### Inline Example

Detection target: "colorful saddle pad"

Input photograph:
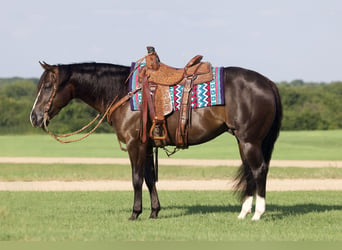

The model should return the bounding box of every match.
[129,62,224,111]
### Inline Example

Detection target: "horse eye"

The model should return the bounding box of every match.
[44,81,52,89]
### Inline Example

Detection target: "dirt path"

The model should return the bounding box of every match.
[1,157,341,191]
[1,157,342,167]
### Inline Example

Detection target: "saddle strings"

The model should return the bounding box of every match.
[124,54,148,84]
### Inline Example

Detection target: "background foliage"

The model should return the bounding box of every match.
[0,78,341,134]
[0,78,112,134]
[278,80,342,130]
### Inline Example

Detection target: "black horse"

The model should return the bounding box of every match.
[30,60,282,221]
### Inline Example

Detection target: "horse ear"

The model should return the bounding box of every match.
[39,61,55,72]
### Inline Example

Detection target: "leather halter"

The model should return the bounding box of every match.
[42,81,58,130]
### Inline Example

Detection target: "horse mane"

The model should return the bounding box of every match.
[57,62,130,104]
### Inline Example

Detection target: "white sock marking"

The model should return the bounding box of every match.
[252,195,265,221]
[238,196,253,219]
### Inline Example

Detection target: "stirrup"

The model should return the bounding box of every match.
[149,120,167,140]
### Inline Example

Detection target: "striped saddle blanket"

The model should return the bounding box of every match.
[129,62,225,111]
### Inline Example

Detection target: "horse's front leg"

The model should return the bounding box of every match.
[144,145,161,219]
[127,141,147,220]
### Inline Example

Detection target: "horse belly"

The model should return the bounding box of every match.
[165,106,227,146]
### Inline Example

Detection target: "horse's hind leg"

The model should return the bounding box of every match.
[237,141,268,221]
[144,146,161,219]
[237,158,255,219]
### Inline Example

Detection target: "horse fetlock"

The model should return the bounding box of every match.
[150,204,161,218]
[251,195,265,221]
[238,196,253,219]
[129,209,142,220]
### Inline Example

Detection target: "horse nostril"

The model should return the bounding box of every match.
[30,111,43,127]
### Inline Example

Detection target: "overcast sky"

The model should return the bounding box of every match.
[1,0,341,82]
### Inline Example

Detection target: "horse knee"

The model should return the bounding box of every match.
[132,173,143,189]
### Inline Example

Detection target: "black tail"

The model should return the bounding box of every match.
[262,80,282,164]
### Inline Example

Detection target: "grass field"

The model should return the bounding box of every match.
[0,163,341,181]
[1,191,341,241]
[1,130,341,181]
[1,130,342,160]
[1,130,341,242]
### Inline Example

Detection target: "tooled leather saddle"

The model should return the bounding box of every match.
[138,46,213,149]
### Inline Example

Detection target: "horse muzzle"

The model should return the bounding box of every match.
[30,110,48,128]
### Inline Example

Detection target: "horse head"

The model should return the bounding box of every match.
[30,62,73,129]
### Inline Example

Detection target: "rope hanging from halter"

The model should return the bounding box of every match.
[43,86,141,144]
[43,96,118,143]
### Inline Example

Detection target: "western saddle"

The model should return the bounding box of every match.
[138,46,213,149]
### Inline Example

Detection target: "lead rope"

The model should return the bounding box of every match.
[44,86,141,144]
[44,96,118,143]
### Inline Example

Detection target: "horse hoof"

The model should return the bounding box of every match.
[149,214,158,219]
[237,209,251,219]
[129,212,140,220]
[149,212,159,219]
[251,211,264,221]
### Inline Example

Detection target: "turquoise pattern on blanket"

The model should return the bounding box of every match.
[129,62,224,111]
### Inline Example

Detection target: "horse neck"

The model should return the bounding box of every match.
[69,64,130,113]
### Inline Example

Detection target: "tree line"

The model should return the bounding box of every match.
[0,78,341,134]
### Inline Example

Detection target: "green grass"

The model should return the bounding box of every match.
[1,130,342,160]
[0,191,341,241]
[272,130,342,160]
[1,131,341,243]
[1,130,341,181]
[0,163,341,181]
